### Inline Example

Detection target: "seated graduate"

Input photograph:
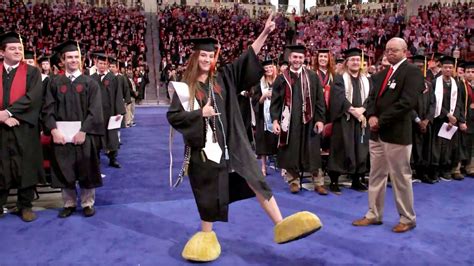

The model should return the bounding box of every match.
[167,13,322,262]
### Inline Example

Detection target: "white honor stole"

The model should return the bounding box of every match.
[434,76,458,118]
[260,77,273,132]
[170,81,222,164]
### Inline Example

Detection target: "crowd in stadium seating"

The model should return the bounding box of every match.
[158,2,473,82]
[0,0,147,72]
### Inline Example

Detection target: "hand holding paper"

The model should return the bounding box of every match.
[438,122,458,140]
[55,121,81,144]
[108,115,124,130]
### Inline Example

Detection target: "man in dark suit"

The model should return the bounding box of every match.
[352,38,424,233]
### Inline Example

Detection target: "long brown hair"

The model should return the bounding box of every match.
[264,65,278,84]
[312,52,335,77]
[182,50,221,104]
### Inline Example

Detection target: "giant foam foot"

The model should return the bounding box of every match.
[274,211,322,244]
[182,231,221,262]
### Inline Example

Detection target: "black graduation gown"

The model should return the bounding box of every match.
[316,69,333,151]
[0,65,44,190]
[327,75,370,175]
[465,81,474,164]
[251,83,278,156]
[42,75,104,189]
[426,69,442,84]
[167,47,273,222]
[237,91,254,143]
[454,78,472,162]
[91,72,125,151]
[431,79,462,169]
[411,79,435,169]
[270,69,325,173]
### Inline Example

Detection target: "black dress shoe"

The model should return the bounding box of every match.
[83,206,95,217]
[58,207,76,218]
[109,160,121,168]
[440,172,452,181]
[329,183,341,194]
[0,206,5,218]
[351,180,368,191]
[419,175,436,184]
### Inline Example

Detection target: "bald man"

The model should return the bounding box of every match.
[352,38,424,233]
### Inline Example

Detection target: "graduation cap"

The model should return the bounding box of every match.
[343,48,362,58]
[457,60,466,69]
[410,55,426,64]
[279,60,289,66]
[186,37,219,52]
[440,56,455,65]
[37,56,50,64]
[335,58,345,64]
[109,57,125,68]
[92,52,115,62]
[0,31,26,46]
[286,45,306,54]
[262,59,275,66]
[429,52,444,61]
[53,40,86,55]
[317,48,330,54]
[464,61,474,69]
[24,50,35,60]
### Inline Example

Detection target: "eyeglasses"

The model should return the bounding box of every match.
[385,48,403,53]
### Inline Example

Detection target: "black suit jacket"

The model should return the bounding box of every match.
[367,59,424,145]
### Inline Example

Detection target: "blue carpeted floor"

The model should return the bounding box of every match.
[1,107,473,265]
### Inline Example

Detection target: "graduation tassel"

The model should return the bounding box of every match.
[224,145,229,160]
[77,41,83,72]
[19,33,25,61]
[361,50,365,72]
[423,56,427,78]
[453,58,458,77]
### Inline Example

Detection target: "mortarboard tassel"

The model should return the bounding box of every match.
[453,58,457,77]
[34,50,37,66]
[77,41,83,72]
[424,56,427,78]
[19,33,25,61]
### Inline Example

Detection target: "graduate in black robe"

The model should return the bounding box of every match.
[327,48,371,194]
[42,40,105,218]
[462,62,474,176]
[430,56,462,181]
[167,15,321,262]
[251,59,278,176]
[0,32,44,222]
[91,54,126,168]
[313,48,335,195]
[270,45,326,194]
[109,59,131,129]
[451,61,471,180]
[410,55,436,184]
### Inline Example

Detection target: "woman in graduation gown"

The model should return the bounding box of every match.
[251,59,278,176]
[167,13,321,262]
